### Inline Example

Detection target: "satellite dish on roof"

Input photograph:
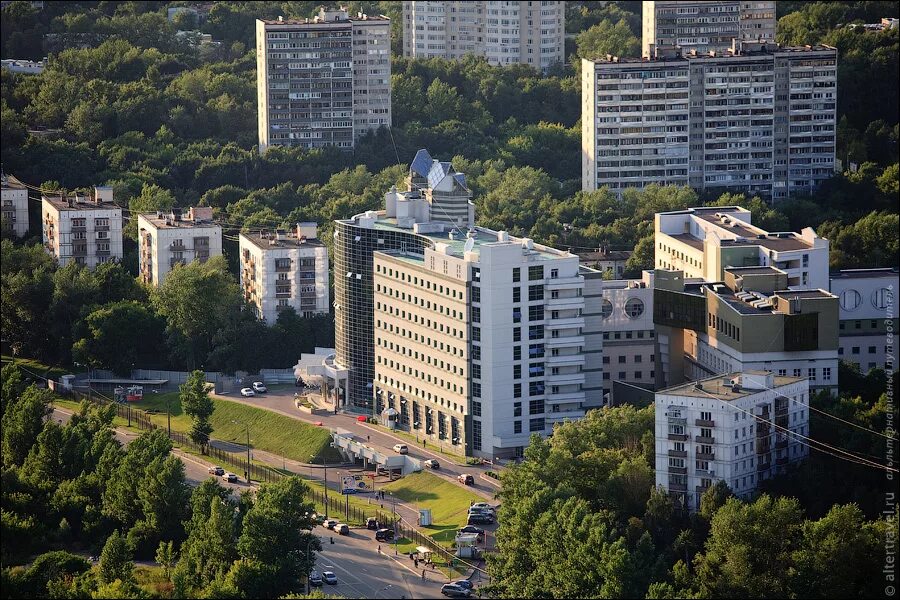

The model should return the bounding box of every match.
[464,237,475,253]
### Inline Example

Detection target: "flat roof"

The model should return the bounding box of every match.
[668,233,705,250]
[660,372,804,401]
[259,15,389,25]
[830,268,899,279]
[241,232,324,250]
[577,249,632,262]
[42,195,120,212]
[360,215,572,262]
[725,266,783,275]
[139,213,218,229]
[774,289,835,300]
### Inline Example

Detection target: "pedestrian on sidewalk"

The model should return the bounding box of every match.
[422,570,426,581]
[377,544,381,554]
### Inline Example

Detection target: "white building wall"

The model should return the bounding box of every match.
[830,270,899,372]
[41,198,123,269]
[1,181,29,238]
[655,374,808,512]
[137,215,222,287]
[598,274,656,401]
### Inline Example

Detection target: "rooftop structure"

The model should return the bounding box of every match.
[137,207,222,287]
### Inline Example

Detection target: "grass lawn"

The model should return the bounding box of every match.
[394,537,468,579]
[382,472,482,546]
[2,355,73,381]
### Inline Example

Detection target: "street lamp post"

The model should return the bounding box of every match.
[232,420,251,484]
[313,454,329,519]
[304,533,318,595]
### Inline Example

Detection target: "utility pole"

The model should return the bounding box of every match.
[233,420,250,483]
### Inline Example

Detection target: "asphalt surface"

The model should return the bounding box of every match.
[311,523,449,599]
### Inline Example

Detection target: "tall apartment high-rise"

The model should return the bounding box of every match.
[655,370,809,512]
[256,7,391,152]
[137,207,222,287]
[331,150,603,458]
[1,172,29,238]
[238,223,330,324]
[582,42,837,201]
[642,1,776,57]
[402,1,565,72]
[41,187,123,269]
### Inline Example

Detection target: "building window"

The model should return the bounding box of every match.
[513,327,521,342]
[514,420,522,434]
[472,401,481,417]
[529,305,544,321]
[513,346,521,360]
[528,285,544,301]
[473,327,481,342]
[472,419,482,451]
[529,417,545,432]
[472,286,480,303]
[513,308,521,323]
[513,267,521,283]
[514,365,521,379]
[529,381,545,396]
[472,345,481,360]
[823,367,831,381]
[624,298,645,318]
[472,307,481,323]
[529,399,544,415]
[472,382,481,398]
[528,325,544,340]
[513,402,522,417]
[513,287,521,302]
[529,265,543,281]
[600,299,613,319]
[514,384,522,399]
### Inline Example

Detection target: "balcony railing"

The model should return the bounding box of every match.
[696,451,715,461]
[668,481,687,492]
[668,449,687,458]
[668,433,688,442]
[669,465,687,475]
[695,418,715,427]
[695,435,715,444]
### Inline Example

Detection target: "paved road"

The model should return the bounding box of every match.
[218,389,502,500]
[51,406,251,493]
[310,524,448,599]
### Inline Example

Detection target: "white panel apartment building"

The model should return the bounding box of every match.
[830,268,899,372]
[256,7,391,152]
[239,224,330,324]
[655,206,830,290]
[137,207,222,287]
[655,370,809,512]
[402,1,565,72]
[1,172,29,238]
[41,187,123,269]
[642,1,776,57]
[582,42,837,201]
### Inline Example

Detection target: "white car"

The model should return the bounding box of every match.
[252,381,267,393]
[393,444,409,454]
[240,388,255,397]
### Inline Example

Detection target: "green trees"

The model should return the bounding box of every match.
[180,371,215,448]
[72,301,167,376]
[1,385,52,467]
[575,19,641,61]
[98,530,134,586]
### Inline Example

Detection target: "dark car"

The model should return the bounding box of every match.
[366,517,379,530]
[467,512,494,525]
[457,525,485,537]
[375,528,395,542]
[457,473,475,485]
[441,583,471,598]
[308,571,323,587]
[453,580,474,591]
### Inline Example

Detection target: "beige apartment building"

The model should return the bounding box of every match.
[239,223,330,324]
[642,1,776,57]
[137,207,222,287]
[582,42,837,201]
[41,187,123,269]
[256,7,391,152]
[1,172,29,238]
[655,206,830,290]
[402,1,565,72]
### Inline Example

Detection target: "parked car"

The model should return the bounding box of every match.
[441,583,471,598]
[457,473,474,485]
[207,466,224,476]
[453,580,474,591]
[336,523,349,535]
[324,519,339,530]
[222,472,238,483]
[375,528,394,542]
[457,525,485,538]
[308,571,323,587]
[393,444,409,454]
[470,502,495,513]
[323,571,337,585]
[423,459,440,469]
[467,512,494,526]
[366,517,379,530]
[240,388,255,397]
[252,381,267,393]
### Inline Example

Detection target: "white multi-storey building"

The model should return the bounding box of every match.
[402,1,565,72]
[582,42,838,201]
[655,206,830,290]
[41,187,123,269]
[137,207,222,287]
[1,172,29,238]
[655,370,809,512]
[596,271,657,404]
[239,224,330,324]
[332,150,602,458]
[256,7,391,152]
[642,1,776,57]
[830,268,899,372]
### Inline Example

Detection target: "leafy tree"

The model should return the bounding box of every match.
[137,455,190,546]
[576,19,640,61]
[155,540,176,581]
[236,477,319,598]
[102,429,171,529]
[179,370,215,448]
[72,301,167,376]
[98,530,134,585]
[20,551,91,599]
[1,385,52,467]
